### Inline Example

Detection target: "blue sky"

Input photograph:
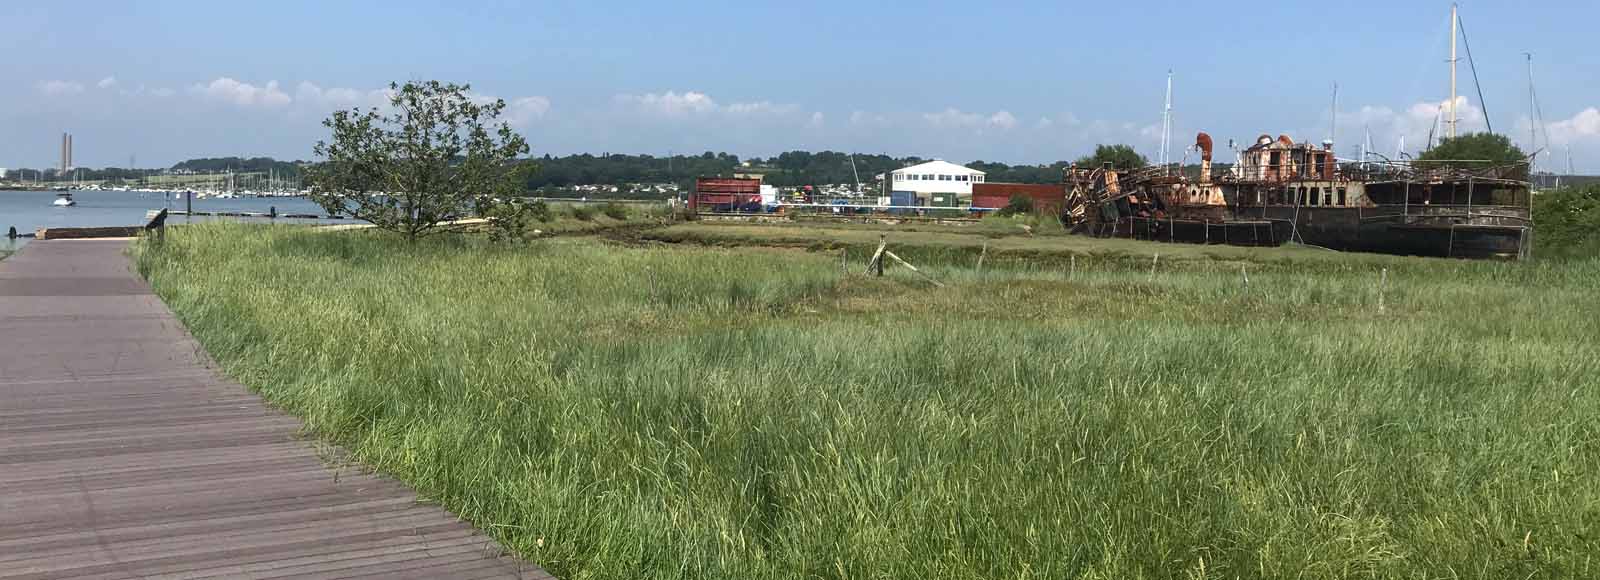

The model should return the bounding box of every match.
[4,0,1598,172]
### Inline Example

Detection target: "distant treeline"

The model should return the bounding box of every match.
[11,151,1594,195]
[5,156,307,183]
[524,150,1119,191]
[170,157,306,176]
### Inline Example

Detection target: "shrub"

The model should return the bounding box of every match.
[569,204,595,221]
[528,200,553,223]
[479,199,534,242]
[602,202,630,221]
[999,194,1035,217]
[1532,185,1600,260]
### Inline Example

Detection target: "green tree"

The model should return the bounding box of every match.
[1076,144,1148,170]
[1416,132,1528,178]
[1532,184,1600,260]
[308,80,531,241]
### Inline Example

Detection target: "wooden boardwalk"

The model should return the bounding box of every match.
[0,240,551,580]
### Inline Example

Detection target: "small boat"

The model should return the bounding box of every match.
[53,192,76,207]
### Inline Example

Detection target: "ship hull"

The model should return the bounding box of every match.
[1095,206,1530,259]
[1253,206,1531,259]
[1098,217,1294,247]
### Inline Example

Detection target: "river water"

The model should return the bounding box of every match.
[1,190,342,251]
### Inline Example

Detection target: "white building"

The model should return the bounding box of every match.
[884,160,985,206]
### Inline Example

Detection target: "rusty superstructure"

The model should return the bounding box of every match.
[1065,132,1533,259]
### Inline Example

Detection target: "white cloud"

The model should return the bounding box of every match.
[1138,122,1163,141]
[295,81,370,109]
[1293,96,1491,160]
[849,110,889,126]
[190,77,292,108]
[615,90,719,117]
[725,101,800,115]
[922,108,981,128]
[988,111,1018,130]
[921,107,1017,131]
[35,80,85,95]
[506,96,552,125]
[96,76,117,89]
[922,107,1019,131]
[150,87,176,98]
[611,90,809,129]
[1545,108,1600,146]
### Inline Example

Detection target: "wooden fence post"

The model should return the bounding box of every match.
[1378,267,1388,312]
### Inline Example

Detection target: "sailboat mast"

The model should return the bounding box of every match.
[1448,3,1458,139]
[1362,125,1372,165]
[1159,70,1173,167]
[1527,53,1538,178]
[849,153,860,195]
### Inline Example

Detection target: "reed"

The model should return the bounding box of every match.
[135,223,1600,579]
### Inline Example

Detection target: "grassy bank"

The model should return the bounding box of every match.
[645,220,1423,272]
[135,224,1600,579]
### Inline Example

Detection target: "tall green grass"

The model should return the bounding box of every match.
[135,223,1600,579]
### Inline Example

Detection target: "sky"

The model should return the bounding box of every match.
[4,0,1599,173]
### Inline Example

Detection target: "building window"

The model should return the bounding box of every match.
[939,175,950,181]
[975,176,984,182]
[1324,189,1334,206]
[1337,187,1347,206]
[1299,187,1308,206]
[956,175,968,182]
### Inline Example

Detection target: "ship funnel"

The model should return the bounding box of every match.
[1195,132,1214,182]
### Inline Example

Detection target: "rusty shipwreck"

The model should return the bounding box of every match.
[1064,132,1534,259]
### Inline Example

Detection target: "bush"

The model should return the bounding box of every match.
[602,202,630,221]
[569,204,595,221]
[999,194,1035,217]
[528,200,552,223]
[1532,185,1600,260]
[639,203,676,221]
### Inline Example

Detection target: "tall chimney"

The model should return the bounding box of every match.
[1195,132,1214,182]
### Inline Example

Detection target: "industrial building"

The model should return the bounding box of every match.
[60,133,74,174]
[971,182,1068,216]
[690,177,763,213]
[885,160,985,207]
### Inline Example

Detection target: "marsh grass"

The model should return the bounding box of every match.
[136,223,1600,579]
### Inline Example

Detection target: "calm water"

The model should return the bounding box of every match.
[1,190,343,251]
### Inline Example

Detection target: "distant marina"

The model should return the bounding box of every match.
[1,189,337,250]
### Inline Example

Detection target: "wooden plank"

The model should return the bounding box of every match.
[34,226,142,240]
[0,240,545,579]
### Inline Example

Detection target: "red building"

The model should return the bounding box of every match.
[690,177,762,212]
[971,182,1067,216]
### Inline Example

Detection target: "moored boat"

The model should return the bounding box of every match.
[1066,132,1533,260]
